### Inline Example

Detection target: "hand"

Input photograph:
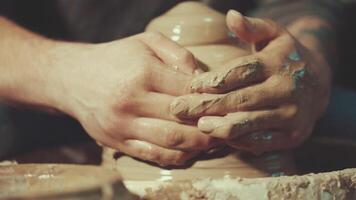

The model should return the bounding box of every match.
[170,11,331,154]
[51,32,217,165]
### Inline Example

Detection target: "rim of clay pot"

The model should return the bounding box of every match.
[0,164,123,199]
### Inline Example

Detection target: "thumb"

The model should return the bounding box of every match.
[226,10,281,44]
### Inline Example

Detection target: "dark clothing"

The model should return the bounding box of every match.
[0,0,342,43]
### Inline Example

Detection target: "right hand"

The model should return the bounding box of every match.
[51,32,217,166]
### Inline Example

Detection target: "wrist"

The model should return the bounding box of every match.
[0,33,91,116]
[43,41,96,117]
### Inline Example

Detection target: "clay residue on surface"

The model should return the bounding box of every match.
[144,168,356,200]
[190,59,262,93]
[102,147,295,182]
[0,164,134,200]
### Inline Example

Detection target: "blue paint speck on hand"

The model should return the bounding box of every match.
[288,50,302,61]
[292,69,306,88]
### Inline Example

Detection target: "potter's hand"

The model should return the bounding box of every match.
[55,32,216,165]
[171,11,331,154]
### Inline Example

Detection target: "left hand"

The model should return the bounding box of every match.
[170,10,332,154]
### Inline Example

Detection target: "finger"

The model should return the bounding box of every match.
[119,139,199,166]
[125,117,219,150]
[132,92,180,122]
[139,32,199,74]
[226,10,281,44]
[149,61,193,96]
[132,92,195,123]
[197,106,295,139]
[262,33,303,61]
[190,56,264,93]
[172,75,292,119]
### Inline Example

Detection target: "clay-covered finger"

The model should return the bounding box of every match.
[190,57,264,93]
[119,139,198,166]
[197,107,294,139]
[173,75,292,118]
[139,32,199,74]
[226,10,281,44]
[126,117,218,150]
[132,92,183,122]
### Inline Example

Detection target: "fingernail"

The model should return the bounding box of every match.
[227,9,242,18]
[198,118,215,133]
[228,10,255,33]
[227,10,243,29]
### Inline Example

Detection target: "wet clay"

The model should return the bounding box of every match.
[102,147,295,197]
[144,168,356,200]
[0,164,135,200]
[189,59,262,93]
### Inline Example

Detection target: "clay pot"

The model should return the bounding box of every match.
[102,2,295,196]
[146,1,251,71]
[0,164,135,200]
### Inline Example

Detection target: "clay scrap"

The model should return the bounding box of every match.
[144,168,356,200]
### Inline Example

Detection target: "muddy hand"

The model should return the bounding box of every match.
[170,11,331,154]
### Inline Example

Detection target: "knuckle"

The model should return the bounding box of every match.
[201,136,215,148]
[165,130,184,148]
[228,91,250,110]
[101,118,122,138]
[269,75,295,98]
[131,143,147,159]
[189,136,207,149]
[144,31,164,41]
[172,152,188,165]
[283,104,298,121]
[114,92,137,112]
[177,49,194,64]
[145,147,162,162]
[257,52,279,71]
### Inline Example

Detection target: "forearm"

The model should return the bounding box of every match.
[0,16,74,113]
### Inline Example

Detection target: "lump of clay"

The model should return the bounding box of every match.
[0,164,136,199]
